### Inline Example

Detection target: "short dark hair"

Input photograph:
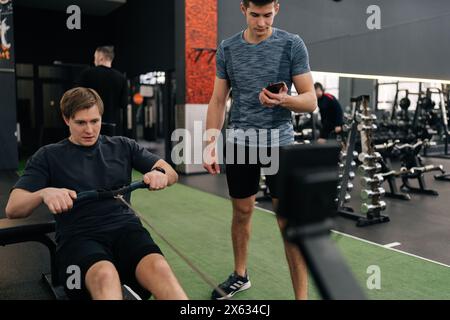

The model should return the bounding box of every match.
[60,87,104,119]
[242,0,278,8]
[314,82,324,91]
[95,46,115,61]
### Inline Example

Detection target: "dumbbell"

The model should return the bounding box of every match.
[340,151,359,161]
[409,164,445,174]
[423,140,437,147]
[355,113,377,123]
[337,182,354,193]
[361,187,385,200]
[360,175,384,188]
[336,194,352,204]
[342,124,351,132]
[344,193,351,203]
[357,123,378,131]
[358,152,382,163]
[347,182,354,192]
[338,161,357,170]
[339,171,355,181]
[361,201,387,214]
[357,163,382,176]
[344,114,353,122]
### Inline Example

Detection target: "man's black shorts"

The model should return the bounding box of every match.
[56,223,163,300]
[224,143,280,199]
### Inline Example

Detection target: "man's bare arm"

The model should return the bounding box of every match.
[260,72,317,113]
[6,187,77,218]
[283,72,317,113]
[206,77,231,143]
[203,77,231,175]
[5,189,44,219]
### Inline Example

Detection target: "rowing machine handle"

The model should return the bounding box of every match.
[76,180,149,202]
[75,190,99,202]
[128,181,148,192]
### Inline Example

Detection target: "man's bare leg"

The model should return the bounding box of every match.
[272,198,308,300]
[231,195,256,276]
[85,260,123,300]
[135,253,188,300]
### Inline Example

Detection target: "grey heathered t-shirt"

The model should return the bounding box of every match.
[217,28,311,147]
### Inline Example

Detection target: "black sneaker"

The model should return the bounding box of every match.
[211,272,251,300]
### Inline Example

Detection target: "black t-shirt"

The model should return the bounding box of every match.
[318,93,344,138]
[13,135,160,248]
[76,66,128,126]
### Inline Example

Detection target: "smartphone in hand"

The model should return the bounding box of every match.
[265,82,286,94]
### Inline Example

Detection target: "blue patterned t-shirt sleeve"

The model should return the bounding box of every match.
[216,41,228,79]
[291,35,311,76]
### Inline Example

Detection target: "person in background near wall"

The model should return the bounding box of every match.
[76,46,128,136]
[315,82,344,143]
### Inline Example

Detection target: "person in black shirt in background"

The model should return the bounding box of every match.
[76,46,128,136]
[314,82,344,143]
[5,87,187,300]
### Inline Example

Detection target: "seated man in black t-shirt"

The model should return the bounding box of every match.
[314,82,344,143]
[5,87,187,300]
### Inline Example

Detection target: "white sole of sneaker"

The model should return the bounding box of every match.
[216,281,252,300]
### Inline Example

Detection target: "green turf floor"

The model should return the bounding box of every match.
[130,172,450,300]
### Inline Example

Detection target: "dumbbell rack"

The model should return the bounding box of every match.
[374,141,411,201]
[336,97,358,221]
[337,96,390,227]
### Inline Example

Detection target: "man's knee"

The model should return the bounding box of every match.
[236,205,254,216]
[233,199,255,217]
[138,254,171,276]
[86,261,119,288]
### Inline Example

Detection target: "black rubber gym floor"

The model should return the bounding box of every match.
[179,156,450,267]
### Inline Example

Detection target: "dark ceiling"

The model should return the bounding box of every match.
[14,0,126,16]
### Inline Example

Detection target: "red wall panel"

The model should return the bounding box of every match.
[185,0,217,104]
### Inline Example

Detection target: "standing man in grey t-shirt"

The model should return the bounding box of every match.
[204,0,317,300]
